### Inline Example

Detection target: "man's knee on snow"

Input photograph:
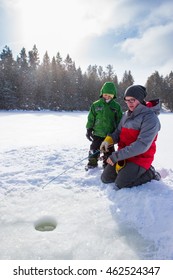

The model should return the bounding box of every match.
[101,164,117,183]
[101,173,115,184]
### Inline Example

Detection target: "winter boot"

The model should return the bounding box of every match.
[149,166,161,181]
[131,165,161,186]
[137,166,161,185]
[86,150,99,170]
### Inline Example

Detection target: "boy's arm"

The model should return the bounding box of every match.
[116,103,123,125]
[86,104,96,129]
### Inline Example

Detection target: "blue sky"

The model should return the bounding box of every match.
[0,0,173,84]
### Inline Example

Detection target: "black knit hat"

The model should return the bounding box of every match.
[124,85,147,103]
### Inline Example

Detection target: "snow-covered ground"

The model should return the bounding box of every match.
[0,110,173,260]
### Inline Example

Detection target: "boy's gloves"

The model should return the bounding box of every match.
[86,128,94,141]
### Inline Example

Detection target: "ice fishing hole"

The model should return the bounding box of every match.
[34,216,57,232]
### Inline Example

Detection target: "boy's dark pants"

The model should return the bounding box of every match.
[101,161,155,188]
[90,135,104,151]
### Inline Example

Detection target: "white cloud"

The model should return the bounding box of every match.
[119,22,173,79]
[122,23,173,62]
[1,0,173,83]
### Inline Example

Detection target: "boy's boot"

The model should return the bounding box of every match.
[86,150,99,169]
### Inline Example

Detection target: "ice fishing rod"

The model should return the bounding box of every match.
[41,149,101,189]
[41,143,114,189]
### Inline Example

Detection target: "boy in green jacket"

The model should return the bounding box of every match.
[86,81,123,170]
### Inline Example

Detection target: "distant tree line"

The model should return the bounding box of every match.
[0,45,173,111]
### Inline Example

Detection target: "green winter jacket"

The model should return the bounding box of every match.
[86,97,123,138]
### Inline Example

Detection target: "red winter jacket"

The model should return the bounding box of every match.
[109,100,161,169]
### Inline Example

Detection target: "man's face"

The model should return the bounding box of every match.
[124,96,140,111]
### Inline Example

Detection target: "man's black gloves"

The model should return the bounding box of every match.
[86,128,94,141]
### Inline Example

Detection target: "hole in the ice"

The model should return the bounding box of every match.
[34,216,57,232]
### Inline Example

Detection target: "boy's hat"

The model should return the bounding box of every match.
[100,82,117,98]
[124,85,147,103]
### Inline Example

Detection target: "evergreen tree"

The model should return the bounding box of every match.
[0,46,18,109]
[26,45,40,109]
[72,67,85,110]
[146,71,164,101]
[16,47,29,109]
[49,56,59,110]
[28,44,40,70]
[62,54,78,110]
[0,44,173,111]
[50,52,65,110]
[118,70,134,109]
[36,51,52,109]
[97,66,105,81]
[17,48,28,71]
[105,64,114,80]
[86,65,101,104]
[164,71,173,111]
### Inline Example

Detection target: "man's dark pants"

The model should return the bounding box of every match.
[101,161,155,189]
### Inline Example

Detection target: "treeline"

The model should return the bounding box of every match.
[0,45,173,111]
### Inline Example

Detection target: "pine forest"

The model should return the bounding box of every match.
[1,45,173,112]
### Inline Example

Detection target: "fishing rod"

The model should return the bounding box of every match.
[41,149,101,189]
[41,143,114,189]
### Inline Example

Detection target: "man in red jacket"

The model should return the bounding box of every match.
[100,85,161,189]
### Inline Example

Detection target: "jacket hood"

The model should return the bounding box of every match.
[145,99,161,115]
[127,99,161,117]
[100,82,117,98]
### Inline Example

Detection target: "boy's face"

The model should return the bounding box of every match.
[102,93,114,101]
